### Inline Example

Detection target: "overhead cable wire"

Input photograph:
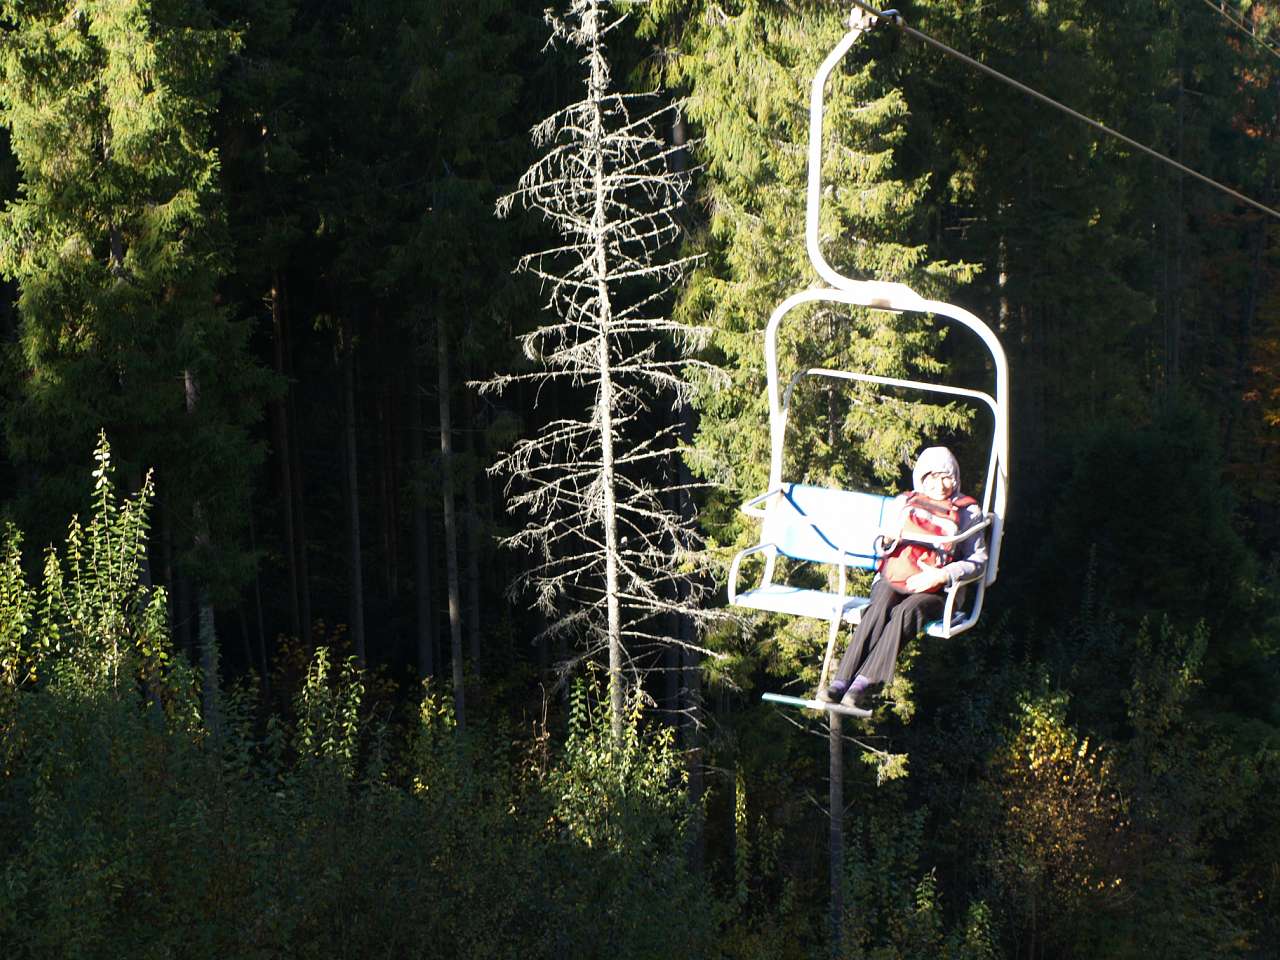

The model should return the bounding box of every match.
[846,0,1280,222]
[1197,0,1280,63]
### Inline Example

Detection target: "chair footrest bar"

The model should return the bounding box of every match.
[762,691,871,719]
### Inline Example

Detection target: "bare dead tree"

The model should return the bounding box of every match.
[488,0,721,737]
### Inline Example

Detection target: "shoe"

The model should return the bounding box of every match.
[839,676,872,709]
[820,679,849,703]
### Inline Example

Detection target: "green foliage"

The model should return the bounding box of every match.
[0,0,268,601]
[658,0,977,490]
[546,676,695,853]
[986,690,1130,951]
[527,676,722,958]
[843,810,997,960]
[1107,618,1259,959]
[0,447,722,958]
[0,433,185,706]
[1034,398,1280,739]
[0,6,1278,960]
[1,664,724,960]
[293,645,365,780]
[0,527,35,688]
[1040,400,1253,630]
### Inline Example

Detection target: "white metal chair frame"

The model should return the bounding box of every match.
[731,11,1011,714]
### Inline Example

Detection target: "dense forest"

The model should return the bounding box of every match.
[1,0,1278,957]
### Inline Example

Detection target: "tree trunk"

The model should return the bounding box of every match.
[248,511,271,699]
[409,357,436,679]
[439,322,466,728]
[174,572,192,657]
[683,639,705,874]
[462,379,483,664]
[1222,219,1267,494]
[274,272,312,642]
[664,616,680,721]
[288,378,313,643]
[237,605,253,674]
[378,344,401,601]
[829,712,844,958]
[1164,75,1186,399]
[184,367,220,734]
[597,339,624,738]
[196,598,219,730]
[160,499,186,660]
[270,274,302,640]
[585,5,624,738]
[341,320,366,665]
[670,110,705,872]
[531,377,554,674]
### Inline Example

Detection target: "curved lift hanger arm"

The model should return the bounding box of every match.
[781,367,1002,517]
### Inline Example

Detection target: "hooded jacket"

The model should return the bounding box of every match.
[886,446,988,587]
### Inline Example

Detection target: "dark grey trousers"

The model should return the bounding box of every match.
[834,578,944,685]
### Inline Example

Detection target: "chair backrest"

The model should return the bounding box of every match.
[761,484,894,569]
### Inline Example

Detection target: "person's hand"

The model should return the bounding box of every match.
[905,566,948,593]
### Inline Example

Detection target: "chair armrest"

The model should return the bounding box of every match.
[934,572,984,638]
[739,487,785,519]
[728,542,778,603]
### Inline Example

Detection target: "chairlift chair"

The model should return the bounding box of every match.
[727,10,1011,718]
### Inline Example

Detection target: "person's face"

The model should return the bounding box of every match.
[920,471,955,499]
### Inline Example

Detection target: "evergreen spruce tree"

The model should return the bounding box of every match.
[283,0,526,698]
[904,0,1277,508]
[0,1,268,699]
[896,1,1155,496]
[212,0,310,650]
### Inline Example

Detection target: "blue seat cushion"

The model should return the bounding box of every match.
[762,485,894,569]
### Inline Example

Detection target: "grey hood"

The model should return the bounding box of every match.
[912,446,961,493]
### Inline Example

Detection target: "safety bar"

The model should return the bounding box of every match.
[782,366,1002,517]
[877,513,994,550]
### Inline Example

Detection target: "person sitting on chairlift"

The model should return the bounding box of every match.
[823,446,988,709]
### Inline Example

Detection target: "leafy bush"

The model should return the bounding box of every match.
[0,440,723,958]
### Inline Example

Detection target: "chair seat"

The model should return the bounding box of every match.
[733,584,870,624]
[736,584,958,637]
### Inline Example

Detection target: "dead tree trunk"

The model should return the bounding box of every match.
[288,351,313,641]
[247,511,270,698]
[490,0,712,740]
[585,14,626,737]
[377,346,401,604]
[684,638,705,873]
